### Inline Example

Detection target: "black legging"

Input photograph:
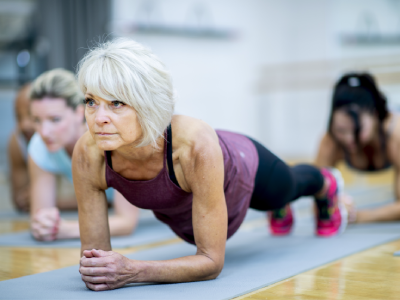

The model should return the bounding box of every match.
[248,137,324,211]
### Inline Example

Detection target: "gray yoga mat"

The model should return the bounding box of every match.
[0,208,266,248]
[2,220,400,300]
[0,213,177,248]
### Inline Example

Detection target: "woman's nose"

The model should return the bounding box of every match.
[95,105,111,124]
[38,121,52,138]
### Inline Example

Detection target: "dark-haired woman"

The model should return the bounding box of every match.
[315,72,400,223]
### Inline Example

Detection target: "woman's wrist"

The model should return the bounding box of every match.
[56,219,80,239]
[126,259,147,283]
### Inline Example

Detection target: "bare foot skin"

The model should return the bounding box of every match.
[341,194,357,223]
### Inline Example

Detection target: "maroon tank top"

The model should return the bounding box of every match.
[105,130,259,245]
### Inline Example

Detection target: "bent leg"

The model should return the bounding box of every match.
[248,137,324,211]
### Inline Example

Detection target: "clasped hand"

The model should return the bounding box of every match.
[31,207,60,241]
[80,249,137,291]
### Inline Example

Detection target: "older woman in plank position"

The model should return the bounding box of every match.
[75,39,346,291]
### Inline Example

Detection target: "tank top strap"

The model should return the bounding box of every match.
[162,128,168,169]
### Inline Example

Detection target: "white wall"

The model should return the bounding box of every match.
[112,0,400,159]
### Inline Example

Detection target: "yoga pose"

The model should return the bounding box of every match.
[316,72,400,223]
[28,68,139,241]
[75,39,346,291]
[8,83,35,211]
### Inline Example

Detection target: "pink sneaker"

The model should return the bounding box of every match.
[315,168,347,237]
[267,204,294,236]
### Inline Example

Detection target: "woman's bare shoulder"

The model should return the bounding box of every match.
[389,114,400,143]
[73,131,105,176]
[315,133,343,167]
[171,115,219,152]
[388,116,400,167]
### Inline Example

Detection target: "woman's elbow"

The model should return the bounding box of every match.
[123,222,137,235]
[202,258,224,281]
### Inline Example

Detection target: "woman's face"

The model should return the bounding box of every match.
[84,93,142,151]
[31,98,84,152]
[331,109,377,153]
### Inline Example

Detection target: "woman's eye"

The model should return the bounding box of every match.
[84,99,96,107]
[51,117,61,123]
[111,101,125,108]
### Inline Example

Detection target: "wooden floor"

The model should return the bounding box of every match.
[0,234,181,281]
[235,239,400,300]
[0,162,399,299]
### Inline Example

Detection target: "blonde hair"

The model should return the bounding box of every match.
[77,38,175,148]
[30,68,83,109]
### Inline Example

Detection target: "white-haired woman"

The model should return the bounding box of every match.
[28,68,139,241]
[75,39,346,291]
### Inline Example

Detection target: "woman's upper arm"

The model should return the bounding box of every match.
[8,133,28,180]
[392,137,400,199]
[315,133,341,168]
[8,134,29,200]
[179,127,227,271]
[28,155,57,215]
[72,133,111,253]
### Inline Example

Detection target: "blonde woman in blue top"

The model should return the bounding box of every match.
[28,68,139,241]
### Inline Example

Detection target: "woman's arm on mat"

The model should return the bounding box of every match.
[29,155,59,241]
[355,155,400,223]
[56,190,138,239]
[77,125,227,291]
[8,133,30,211]
[73,133,111,251]
[314,133,342,168]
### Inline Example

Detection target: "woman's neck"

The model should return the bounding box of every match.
[111,135,165,164]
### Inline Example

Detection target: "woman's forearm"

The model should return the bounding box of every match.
[57,220,80,239]
[130,254,223,283]
[108,215,138,236]
[12,185,30,211]
[57,214,137,239]
[357,202,400,223]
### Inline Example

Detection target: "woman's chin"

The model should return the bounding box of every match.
[346,146,358,154]
[96,140,119,151]
[45,143,63,153]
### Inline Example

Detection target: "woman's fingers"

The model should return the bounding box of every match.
[82,250,94,258]
[80,256,110,267]
[35,207,59,221]
[79,266,109,276]
[31,208,61,240]
[81,275,109,284]
[84,282,110,291]
[91,249,113,257]
[33,211,58,228]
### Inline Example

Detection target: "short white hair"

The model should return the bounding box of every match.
[77,38,175,148]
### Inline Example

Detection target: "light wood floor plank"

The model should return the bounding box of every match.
[234,240,400,300]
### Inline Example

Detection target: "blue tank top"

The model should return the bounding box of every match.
[28,133,114,200]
